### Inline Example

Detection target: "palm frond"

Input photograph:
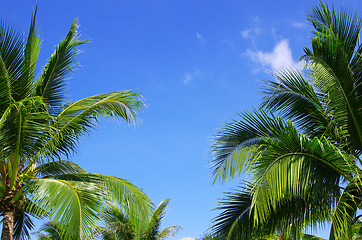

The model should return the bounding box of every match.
[0,19,23,114]
[262,68,334,138]
[13,211,35,240]
[26,178,103,239]
[53,173,152,215]
[33,90,144,162]
[211,109,283,182]
[36,221,66,240]
[16,6,41,101]
[157,225,182,239]
[211,184,255,240]
[329,177,362,240]
[34,19,86,107]
[35,160,86,178]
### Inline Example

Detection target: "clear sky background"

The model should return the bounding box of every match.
[2,0,361,239]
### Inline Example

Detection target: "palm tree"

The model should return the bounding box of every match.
[0,8,151,240]
[36,220,94,240]
[96,199,181,240]
[210,2,362,239]
[36,221,69,240]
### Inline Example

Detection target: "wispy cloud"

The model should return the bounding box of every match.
[183,67,200,85]
[291,21,306,28]
[178,238,196,240]
[245,39,304,71]
[241,16,261,46]
[241,28,261,39]
[196,32,205,44]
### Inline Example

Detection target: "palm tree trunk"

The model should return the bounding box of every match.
[1,210,14,240]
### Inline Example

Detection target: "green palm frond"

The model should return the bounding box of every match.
[36,221,66,240]
[211,184,254,240]
[262,69,334,138]
[98,199,178,240]
[251,124,356,223]
[16,7,40,102]
[211,109,284,182]
[53,173,152,214]
[26,178,102,239]
[35,160,86,178]
[34,19,86,107]
[329,177,362,240]
[157,225,182,239]
[146,199,181,239]
[307,2,360,54]
[33,90,144,162]
[0,19,23,109]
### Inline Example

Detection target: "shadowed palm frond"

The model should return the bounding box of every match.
[211,184,254,240]
[13,211,34,240]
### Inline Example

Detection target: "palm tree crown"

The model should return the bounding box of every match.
[96,199,181,240]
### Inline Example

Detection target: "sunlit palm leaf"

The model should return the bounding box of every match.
[211,110,283,182]
[35,160,86,178]
[33,90,144,162]
[262,69,334,138]
[27,178,103,239]
[303,2,362,153]
[35,19,86,107]
[53,173,151,214]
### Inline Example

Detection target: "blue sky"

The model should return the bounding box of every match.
[2,0,361,239]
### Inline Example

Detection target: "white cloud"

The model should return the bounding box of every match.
[178,238,196,240]
[245,39,304,71]
[183,68,200,85]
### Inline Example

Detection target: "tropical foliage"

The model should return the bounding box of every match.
[210,2,362,239]
[95,199,181,240]
[36,221,74,240]
[0,8,151,240]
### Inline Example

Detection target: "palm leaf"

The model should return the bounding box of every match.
[211,109,283,182]
[211,184,255,240]
[13,210,35,240]
[34,19,86,107]
[54,173,152,214]
[35,160,86,178]
[303,2,362,153]
[26,178,103,239]
[329,177,362,240]
[0,18,23,108]
[262,69,334,138]
[33,90,144,162]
